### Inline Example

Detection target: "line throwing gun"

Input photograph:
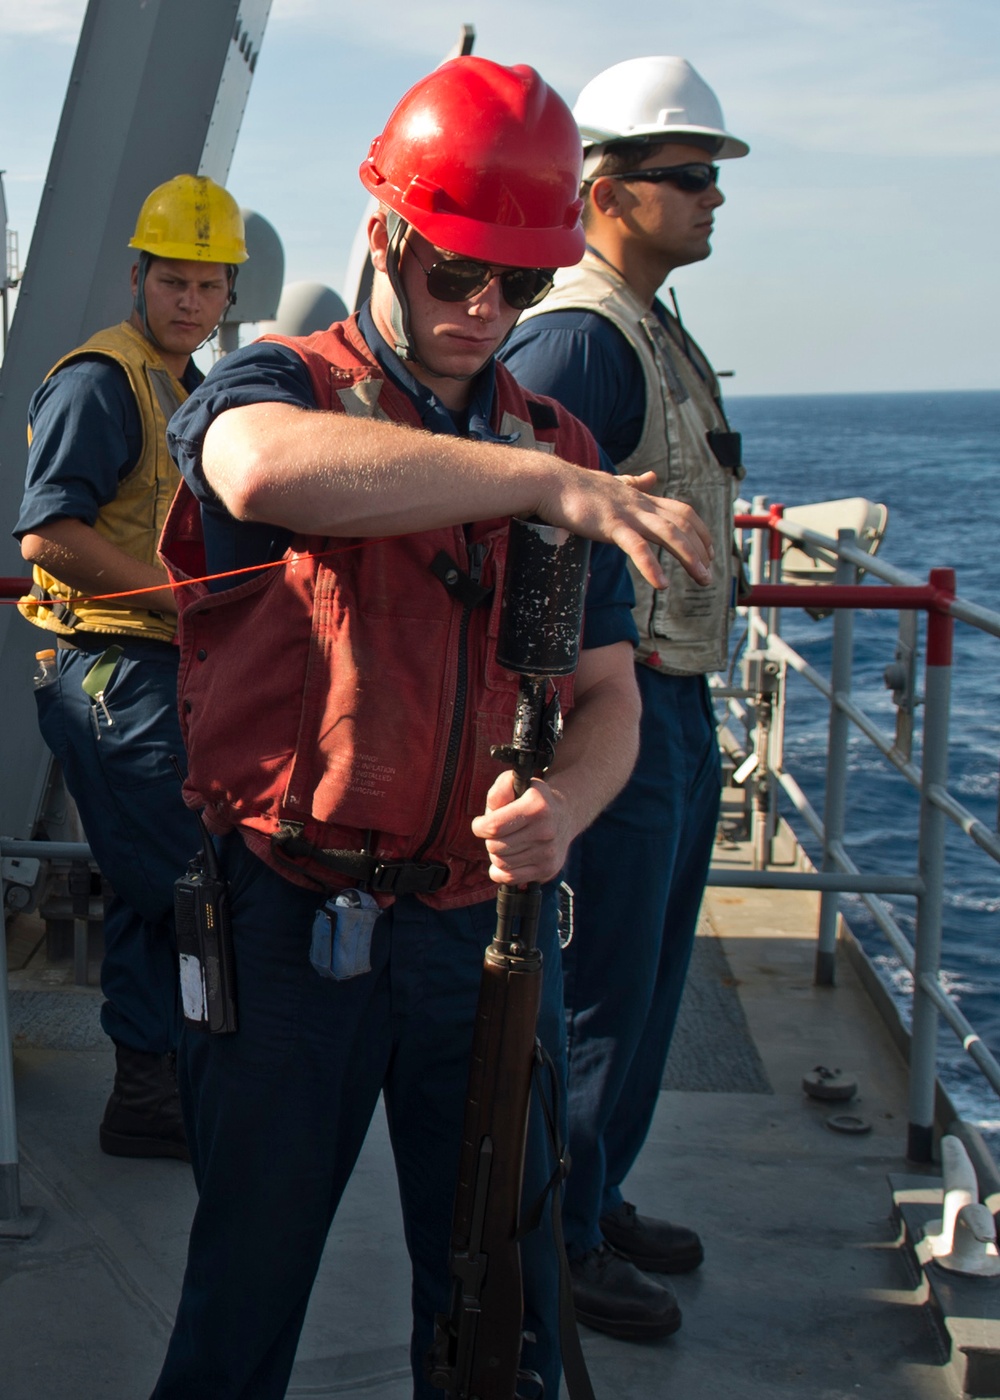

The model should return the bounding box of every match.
[429,517,595,1400]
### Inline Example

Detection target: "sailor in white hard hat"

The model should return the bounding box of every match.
[502,55,749,1341]
[574,54,749,167]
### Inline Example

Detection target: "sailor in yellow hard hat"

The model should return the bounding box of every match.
[128,172,248,355]
[13,173,247,1162]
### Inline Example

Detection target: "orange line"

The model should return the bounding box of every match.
[2,537,389,607]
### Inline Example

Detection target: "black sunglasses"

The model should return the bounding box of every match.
[608,162,719,194]
[408,246,556,311]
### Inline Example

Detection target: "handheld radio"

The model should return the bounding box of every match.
[175,815,238,1035]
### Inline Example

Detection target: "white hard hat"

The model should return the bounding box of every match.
[574,56,749,174]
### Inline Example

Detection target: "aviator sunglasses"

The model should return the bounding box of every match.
[408,245,556,310]
[607,162,720,194]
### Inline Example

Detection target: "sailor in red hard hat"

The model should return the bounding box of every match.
[148,58,712,1400]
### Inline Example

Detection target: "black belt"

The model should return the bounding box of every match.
[272,827,449,895]
[57,632,175,654]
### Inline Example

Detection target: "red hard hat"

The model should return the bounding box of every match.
[359,57,585,268]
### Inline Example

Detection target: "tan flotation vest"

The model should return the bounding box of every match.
[19,321,187,641]
[520,251,738,675]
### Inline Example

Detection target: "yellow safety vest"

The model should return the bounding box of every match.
[19,321,188,641]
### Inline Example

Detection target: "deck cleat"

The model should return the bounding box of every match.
[922,1135,979,1258]
[933,1203,1000,1278]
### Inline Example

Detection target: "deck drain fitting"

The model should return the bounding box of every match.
[825,1113,872,1135]
[802,1065,858,1102]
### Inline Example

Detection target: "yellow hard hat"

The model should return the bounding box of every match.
[128,174,248,264]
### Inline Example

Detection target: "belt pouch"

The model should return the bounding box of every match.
[310,889,380,981]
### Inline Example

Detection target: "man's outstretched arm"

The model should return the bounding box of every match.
[21,518,178,614]
[199,402,714,590]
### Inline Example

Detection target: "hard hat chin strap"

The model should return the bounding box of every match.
[383,213,491,386]
[133,252,161,350]
[224,265,240,313]
[384,212,417,364]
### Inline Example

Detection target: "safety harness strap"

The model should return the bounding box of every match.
[519,1042,597,1400]
[28,580,82,630]
[272,827,449,895]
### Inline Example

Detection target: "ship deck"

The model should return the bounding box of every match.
[0,819,963,1399]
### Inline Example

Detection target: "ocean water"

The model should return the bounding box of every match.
[724,390,1000,1142]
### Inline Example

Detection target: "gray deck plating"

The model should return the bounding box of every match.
[0,829,965,1399]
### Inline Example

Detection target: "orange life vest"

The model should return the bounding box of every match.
[160,316,600,908]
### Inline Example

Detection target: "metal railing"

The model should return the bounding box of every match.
[2,527,998,1227]
[1,837,93,1233]
[710,498,1000,1163]
[0,574,95,1231]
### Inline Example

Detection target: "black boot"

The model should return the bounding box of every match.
[99,1043,190,1162]
[570,1243,682,1340]
[600,1201,704,1273]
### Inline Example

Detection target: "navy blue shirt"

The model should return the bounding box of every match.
[167,306,638,651]
[15,351,203,539]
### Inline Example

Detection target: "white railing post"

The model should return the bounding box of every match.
[747,495,768,641]
[744,498,769,863]
[815,530,859,985]
[761,506,784,866]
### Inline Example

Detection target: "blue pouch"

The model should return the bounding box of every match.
[309,888,380,981]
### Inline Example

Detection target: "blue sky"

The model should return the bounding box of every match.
[1,0,998,395]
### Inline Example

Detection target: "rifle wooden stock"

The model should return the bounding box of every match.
[430,682,549,1399]
[429,885,543,1398]
[431,520,591,1399]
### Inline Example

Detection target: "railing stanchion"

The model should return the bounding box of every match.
[762,506,785,865]
[747,495,768,628]
[766,503,784,642]
[745,497,768,863]
[0,836,91,1236]
[0,893,21,1220]
[907,568,955,1162]
[815,530,858,985]
[0,891,41,1236]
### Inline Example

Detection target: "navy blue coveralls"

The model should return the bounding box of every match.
[503,310,723,1259]
[15,357,205,1055]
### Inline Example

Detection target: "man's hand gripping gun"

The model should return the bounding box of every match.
[428,518,592,1400]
